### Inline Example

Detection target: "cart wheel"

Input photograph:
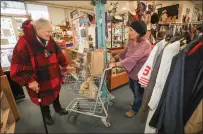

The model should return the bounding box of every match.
[101,118,111,128]
[108,101,114,106]
[103,121,111,128]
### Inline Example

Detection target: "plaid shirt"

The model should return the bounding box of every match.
[10,20,68,106]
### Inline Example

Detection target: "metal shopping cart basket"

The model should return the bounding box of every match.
[63,68,114,127]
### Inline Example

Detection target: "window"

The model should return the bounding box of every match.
[1,17,17,45]
[1,1,26,15]
[27,4,50,20]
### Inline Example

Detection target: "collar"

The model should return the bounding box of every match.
[36,36,48,47]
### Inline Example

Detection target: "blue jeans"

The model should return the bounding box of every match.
[129,78,144,112]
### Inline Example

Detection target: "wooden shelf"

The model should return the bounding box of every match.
[110,71,128,90]
[1,108,10,133]
[108,48,124,53]
[6,122,15,133]
[0,75,19,133]
[0,91,3,100]
[111,71,126,78]
[66,48,84,55]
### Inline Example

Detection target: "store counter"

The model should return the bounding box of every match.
[108,48,129,90]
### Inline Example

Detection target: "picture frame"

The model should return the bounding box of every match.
[155,4,162,13]
[70,10,79,19]
[191,6,200,22]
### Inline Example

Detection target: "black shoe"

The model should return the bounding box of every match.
[44,114,54,125]
[56,108,68,115]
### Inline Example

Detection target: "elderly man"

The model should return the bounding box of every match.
[10,18,75,125]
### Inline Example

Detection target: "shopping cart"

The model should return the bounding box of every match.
[64,68,114,127]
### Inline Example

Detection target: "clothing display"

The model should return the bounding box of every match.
[139,49,164,122]
[143,35,203,134]
[145,41,180,133]
[138,39,166,87]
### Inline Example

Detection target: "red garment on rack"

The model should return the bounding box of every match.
[188,41,203,56]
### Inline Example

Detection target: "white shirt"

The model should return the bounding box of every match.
[138,39,166,87]
[36,36,48,46]
[145,41,180,133]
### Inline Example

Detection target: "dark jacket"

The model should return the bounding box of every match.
[149,35,203,134]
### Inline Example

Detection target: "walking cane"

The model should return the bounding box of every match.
[36,91,49,134]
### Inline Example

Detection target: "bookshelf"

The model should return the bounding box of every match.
[0,75,20,133]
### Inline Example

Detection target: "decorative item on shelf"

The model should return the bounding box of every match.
[155,4,162,13]
[182,8,190,23]
[192,6,200,22]
[70,10,79,19]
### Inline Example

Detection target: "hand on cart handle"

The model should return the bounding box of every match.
[66,65,76,73]
[71,60,80,69]
[28,81,40,92]
[109,63,116,68]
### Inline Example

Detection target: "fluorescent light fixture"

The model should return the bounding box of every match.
[122,7,127,10]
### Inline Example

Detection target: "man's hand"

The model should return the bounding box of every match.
[66,65,76,73]
[28,81,40,92]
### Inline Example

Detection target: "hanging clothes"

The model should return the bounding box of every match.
[184,100,202,133]
[149,35,203,134]
[138,39,166,87]
[145,41,180,133]
[139,49,165,122]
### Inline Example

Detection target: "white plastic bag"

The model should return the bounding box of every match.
[1,51,12,67]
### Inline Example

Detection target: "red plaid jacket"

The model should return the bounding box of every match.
[10,20,68,106]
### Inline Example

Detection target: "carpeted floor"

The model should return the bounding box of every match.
[15,85,145,133]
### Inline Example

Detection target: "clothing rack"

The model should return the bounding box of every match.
[158,21,202,26]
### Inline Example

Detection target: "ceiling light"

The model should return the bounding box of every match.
[122,7,127,10]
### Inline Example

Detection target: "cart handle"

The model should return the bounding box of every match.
[103,66,119,73]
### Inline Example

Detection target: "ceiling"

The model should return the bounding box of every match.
[191,1,202,10]
[28,1,202,12]
[30,1,128,12]
[38,1,94,9]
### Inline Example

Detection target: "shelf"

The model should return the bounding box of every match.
[1,108,10,133]
[6,122,15,133]
[110,71,128,90]
[108,48,124,53]
[0,91,3,100]
[111,72,127,78]
[66,48,84,55]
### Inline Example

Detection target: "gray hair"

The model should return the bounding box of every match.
[33,18,52,30]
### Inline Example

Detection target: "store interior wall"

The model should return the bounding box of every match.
[25,1,203,24]
[48,7,66,25]
[64,9,71,20]
[154,1,202,22]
